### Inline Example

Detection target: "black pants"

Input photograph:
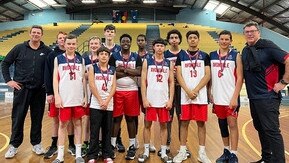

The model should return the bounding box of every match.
[10,86,46,147]
[87,109,113,160]
[249,99,285,163]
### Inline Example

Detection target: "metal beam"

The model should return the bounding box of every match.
[0,11,15,20]
[201,0,209,10]
[11,1,30,11]
[217,0,289,34]
[0,4,24,16]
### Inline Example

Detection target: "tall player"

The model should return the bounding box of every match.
[163,29,191,157]
[44,31,76,159]
[209,30,243,163]
[81,36,102,156]
[109,34,142,160]
[52,34,87,163]
[138,38,174,163]
[173,30,211,163]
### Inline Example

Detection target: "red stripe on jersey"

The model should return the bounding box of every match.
[265,64,279,91]
[284,53,289,61]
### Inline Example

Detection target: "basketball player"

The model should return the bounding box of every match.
[52,34,87,163]
[173,30,211,163]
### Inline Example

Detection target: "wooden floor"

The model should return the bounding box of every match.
[0,103,288,163]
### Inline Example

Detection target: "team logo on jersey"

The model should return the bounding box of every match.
[164,61,169,67]
[76,57,80,63]
[39,53,45,56]
[228,55,232,60]
[131,56,135,61]
[198,54,202,60]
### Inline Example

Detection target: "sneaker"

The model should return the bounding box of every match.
[173,151,187,163]
[32,144,45,155]
[116,140,125,153]
[88,159,96,163]
[68,145,76,156]
[250,159,266,163]
[149,145,156,153]
[104,158,114,163]
[157,147,170,156]
[52,159,64,163]
[75,157,85,163]
[111,145,116,159]
[161,155,173,163]
[81,143,88,157]
[5,145,18,159]
[43,146,58,159]
[186,149,192,158]
[138,154,149,162]
[216,149,231,163]
[229,153,238,163]
[125,145,136,160]
[197,152,212,163]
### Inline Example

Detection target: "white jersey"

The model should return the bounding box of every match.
[57,53,84,107]
[175,50,210,105]
[90,64,115,111]
[210,50,238,105]
[146,56,171,107]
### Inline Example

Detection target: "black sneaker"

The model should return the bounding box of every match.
[157,148,170,157]
[216,149,231,163]
[68,145,76,156]
[81,143,89,157]
[110,145,116,159]
[43,146,57,159]
[125,145,136,160]
[116,140,125,153]
[186,149,191,158]
[229,153,238,163]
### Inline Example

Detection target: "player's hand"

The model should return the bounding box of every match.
[54,95,63,108]
[82,98,87,107]
[101,99,109,110]
[165,101,173,110]
[143,99,151,108]
[229,99,238,109]
[273,82,286,93]
[116,66,125,72]
[188,89,198,100]
[208,93,214,103]
[46,95,54,103]
[7,81,22,90]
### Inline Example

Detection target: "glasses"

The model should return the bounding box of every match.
[244,30,259,35]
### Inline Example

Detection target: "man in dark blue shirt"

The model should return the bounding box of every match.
[242,21,289,163]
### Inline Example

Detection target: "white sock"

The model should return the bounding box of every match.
[161,145,167,158]
[199,145,205,154]
[56,146,64,161]
[75,144,82,158]
[111,137,117,147]
[224,146,230,150]
[144,144,149,156]
[231,150,237,155]
[180,145,186,153]
[129,138,135,148]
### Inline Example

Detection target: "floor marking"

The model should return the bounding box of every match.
[0,132,9,152]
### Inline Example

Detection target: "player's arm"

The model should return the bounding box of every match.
[193,54,211,94]
[141,59,150,108]
[229,53,243,109]
[53,57,63,108]
[104,73,117,109]
[82,59,88,107]
[126,56,142,76]
[176,65,191,95]
[88,65,102,103]
[166,61,175,110]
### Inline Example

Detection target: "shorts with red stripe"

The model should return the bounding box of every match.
[113,90,140,117]
[213,104,239,119]
[145,107,171,123]
[48,102,59,117]
[59,106,85,122]
[179,104,208,121]
[84,104,90,116]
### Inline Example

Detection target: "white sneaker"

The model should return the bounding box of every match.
[5,145,18,159]
[197,152,212,163]
[32,144,45,155]
[173,151,187,163]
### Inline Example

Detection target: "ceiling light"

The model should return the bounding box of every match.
[204,0,218,11]
[214,3,229,15]
[143,0,157,4]
[28,0,47,8]
[81,0,96,4]
[173,5,187,8]
[112,0,126,2]
[44,0,57,5]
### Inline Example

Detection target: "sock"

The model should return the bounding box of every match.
[161,145,167,158]
[111,137,117,147]
[199,145,205,154]
[68,135,74,147]
[56,146,64,161]
[180,145,186,153]
[51,136,58,147]
[231,150,237,155]
[75,144,82,158]
[144,144,149,156]
[224,146,230,150]
[129,138,136,148]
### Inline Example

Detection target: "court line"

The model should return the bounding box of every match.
[242,113,289,157]
[0,132,9,152]
[0,115,11,120]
